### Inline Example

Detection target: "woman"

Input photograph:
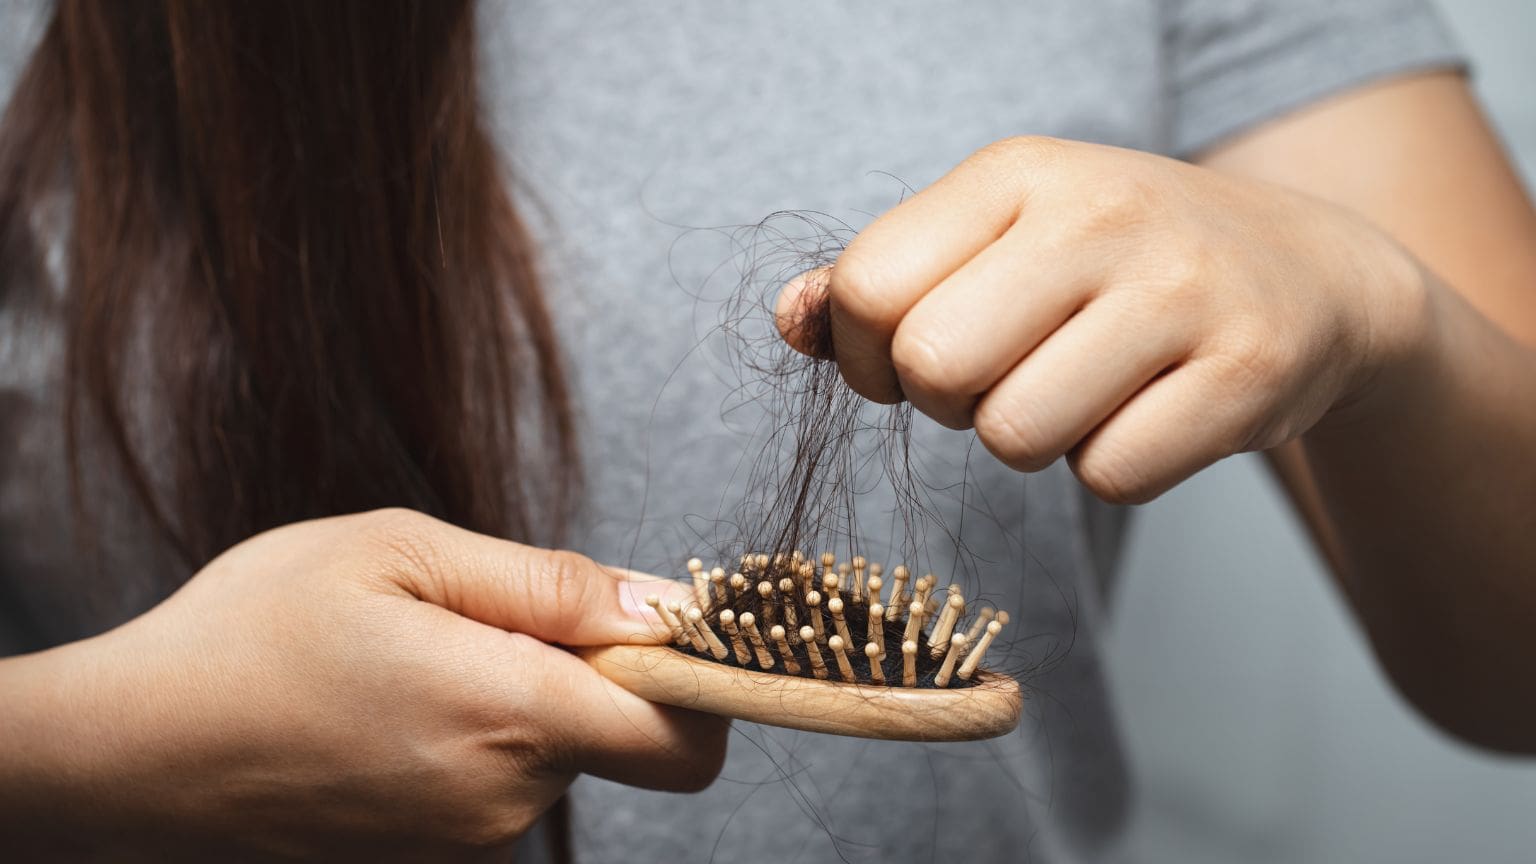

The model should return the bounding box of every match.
[2,0,1533,861]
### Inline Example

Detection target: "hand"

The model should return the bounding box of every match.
[778,137,1430,503]
[0,509,725,860]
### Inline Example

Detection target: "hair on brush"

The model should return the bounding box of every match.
[583,552,1020,740]
[583,214,1023,741]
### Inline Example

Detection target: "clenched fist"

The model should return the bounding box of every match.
[779,136,1427,503]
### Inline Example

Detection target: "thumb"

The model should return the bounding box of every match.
[358,509,691,647]
[776,267,836,358]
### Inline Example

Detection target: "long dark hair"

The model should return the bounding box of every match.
[0,0,576,572]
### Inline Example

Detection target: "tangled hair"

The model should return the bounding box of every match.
[603,208,1081,863]
[0,0,576,573]
[671,209,1069,688]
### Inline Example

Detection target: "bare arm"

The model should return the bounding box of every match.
[1201,72,1536,751]
[779,71,1536,754]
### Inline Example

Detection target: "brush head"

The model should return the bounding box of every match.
[583,552,1023,741]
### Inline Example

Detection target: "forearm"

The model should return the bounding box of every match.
[2,633,288,861]
[1294,274,1536,751]
[0,637,127,839]
[1191,73,1536,748]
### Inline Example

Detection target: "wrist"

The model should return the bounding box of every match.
[1322,228,1442,429]
[0,631,157,836]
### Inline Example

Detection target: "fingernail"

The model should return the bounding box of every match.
[617,578,660,620]
[615,571,691,643]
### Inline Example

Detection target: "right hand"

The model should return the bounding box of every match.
[0,509,726,860]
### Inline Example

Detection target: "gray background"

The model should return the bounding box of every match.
[1110,3,1536,861]
[0,2,1526,860]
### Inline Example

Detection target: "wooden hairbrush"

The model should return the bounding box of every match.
[582,552,1021,742]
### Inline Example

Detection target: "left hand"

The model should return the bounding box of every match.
[777,136,1432,503]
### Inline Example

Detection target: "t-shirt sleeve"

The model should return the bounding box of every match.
[1165,0,1468,157]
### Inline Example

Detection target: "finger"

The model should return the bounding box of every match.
[890,222,1098,428]
[516,636,729,793]
[972,293,1195,471]
[775,268,834,358]
[824,145,1036,402]
[1067,357,1259,504]
[357,510,692,647]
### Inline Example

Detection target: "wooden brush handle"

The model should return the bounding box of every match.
[580,644,1022,742]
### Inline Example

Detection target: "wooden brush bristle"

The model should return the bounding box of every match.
[582,552,1022,741]
[671,552,1006,690]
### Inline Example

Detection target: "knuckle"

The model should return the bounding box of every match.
[525,549,602,632]
[828,250,901,326]
[358,505,430,534]
[1073,440,1157,505]
[977,134,1066,166]
[357,506,431,539]
[1211,326,1287,398]
[974,395,1056,472]
[1079,173,1159,236]
[358,508,442,576]
[969,136,1067,202]
[1132,232,1214,303]
[890,321,959,396]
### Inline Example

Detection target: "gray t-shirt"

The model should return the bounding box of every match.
[0,1,1461,861]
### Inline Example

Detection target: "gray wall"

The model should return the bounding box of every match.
[1110,3,1536,861]
[0,2,1524,859]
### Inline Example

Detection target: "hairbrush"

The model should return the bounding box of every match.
[582,551,1021,741]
